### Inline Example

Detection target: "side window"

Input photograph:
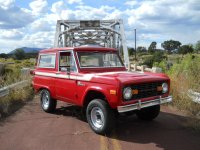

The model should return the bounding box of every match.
[59,52,77,72]
[38,54,56,68]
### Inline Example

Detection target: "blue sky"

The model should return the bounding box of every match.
[0,0,200,53]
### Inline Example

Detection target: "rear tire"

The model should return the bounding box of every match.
[40,89,57,113]
[86,99,116,134]
[136,105,160,121]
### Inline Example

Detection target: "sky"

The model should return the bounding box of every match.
[0,0,200,53]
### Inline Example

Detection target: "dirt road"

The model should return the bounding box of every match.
[0,96,200,150]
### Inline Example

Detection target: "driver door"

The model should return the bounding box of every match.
[55,51,78,104]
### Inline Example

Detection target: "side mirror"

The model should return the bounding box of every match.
[67,67,70,75]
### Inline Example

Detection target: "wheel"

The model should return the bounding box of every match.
[136,105,160,121]
[40,89,57,113]
[86,99,116,134]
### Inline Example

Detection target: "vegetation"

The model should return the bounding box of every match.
[178,45,194,55]
[130,39,200,129]
[161,40,182,53]
[13,49,26,60]
[0,58,35,119]
[148,41,157,54]
[195,40,200,53]
[142,51,167,67]
[0,58,35,87]
[0,86,34,119]
[167,55,200,130]
[142,54,200,116]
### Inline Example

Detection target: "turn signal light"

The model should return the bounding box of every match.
[157,86,162,91]
[132,89,138,95]
[110,90,117,95]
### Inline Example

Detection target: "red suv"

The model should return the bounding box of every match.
[32,46,172,134]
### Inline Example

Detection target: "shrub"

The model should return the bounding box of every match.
[167,54,200,116]
[142,51,167,67]
[0,86,34,119]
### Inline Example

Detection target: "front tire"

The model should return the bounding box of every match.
[86,99,116,134]
[136,105,160,121]
[40,89,57,113]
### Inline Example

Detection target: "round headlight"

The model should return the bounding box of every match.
[162,83,168,93]
[123,87,132,100]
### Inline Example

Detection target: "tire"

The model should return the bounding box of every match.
[86,99,116,134]
[136,105,160,121]
[40,89,57,113]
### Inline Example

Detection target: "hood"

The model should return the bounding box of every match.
[86,71,169,85]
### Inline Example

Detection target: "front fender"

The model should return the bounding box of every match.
[81,84,120,108]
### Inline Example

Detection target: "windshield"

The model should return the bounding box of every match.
[77,52,124,68]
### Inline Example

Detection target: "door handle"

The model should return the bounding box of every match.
[77,81,85,86]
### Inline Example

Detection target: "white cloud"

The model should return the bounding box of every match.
[125,0,138,7]
[66,0,83,5]
[125,0,200,48]
[23,31,54,48]
[0,0,15,9]
[30,18,53,32]
[1,0,200,53]
[51,0,66,14]
[29,0,48,15]
[0,1,34,29]
[0,29,24,39]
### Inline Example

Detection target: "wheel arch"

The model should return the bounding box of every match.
[82,90,108,110]
[37,86,55,98]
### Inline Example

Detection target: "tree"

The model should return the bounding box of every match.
[143,51,166,67]
[148,41,157,53]
[161,40,182,54]
[195,41,200,53]
[14,49,25,60]
[178,45,194,55]
[0,53,8,58]
[128,48,135,56]
[137,46,147,53]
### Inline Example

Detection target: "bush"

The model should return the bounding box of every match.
[142,51,167,67]
[0,86,34,119]
[167,54,200,116]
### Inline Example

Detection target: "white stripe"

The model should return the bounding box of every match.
[35,71,143,82]
[35,71,93,81]
[95,71,142,76]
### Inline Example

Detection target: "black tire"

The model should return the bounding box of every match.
[40,89,57,113]
[136,105,160,121]
[86,99,116,134]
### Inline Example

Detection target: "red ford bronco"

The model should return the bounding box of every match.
[32,46,172,134]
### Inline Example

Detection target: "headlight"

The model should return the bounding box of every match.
[123,87,132,100]
[162,83,168,93]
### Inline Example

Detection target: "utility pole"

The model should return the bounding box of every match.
[134,29,137,60]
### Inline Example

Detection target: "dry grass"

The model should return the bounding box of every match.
[0,58,35,119]
[168,55,200,114]
[0,86,34,119]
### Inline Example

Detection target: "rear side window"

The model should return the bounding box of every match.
[38,54,56,68]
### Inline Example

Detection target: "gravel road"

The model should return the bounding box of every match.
[0,96,200,150]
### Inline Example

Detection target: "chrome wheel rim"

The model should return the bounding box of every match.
[90,107,104,129]
[42,91,49,109]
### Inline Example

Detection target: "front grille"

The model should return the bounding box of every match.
[124,82,164,101]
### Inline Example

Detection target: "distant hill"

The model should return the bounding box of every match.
[9,47,45,54]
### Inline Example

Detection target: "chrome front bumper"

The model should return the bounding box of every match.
[117,96,172,113]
